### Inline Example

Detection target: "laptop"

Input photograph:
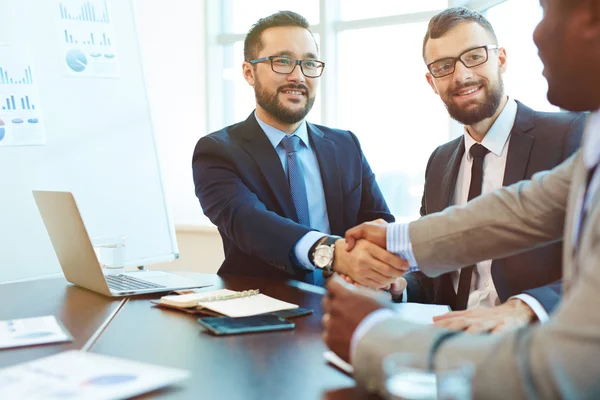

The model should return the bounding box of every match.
[32,190,209,297]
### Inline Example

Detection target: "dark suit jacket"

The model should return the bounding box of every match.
[192,112,394,283]
[405,101,586,313]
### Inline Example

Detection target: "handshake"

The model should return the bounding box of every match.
[329,220,408,293]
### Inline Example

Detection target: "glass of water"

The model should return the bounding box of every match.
[91,237,126,275]
[384,353,437,400]
[383,353,473,400]
[435,357,474,400]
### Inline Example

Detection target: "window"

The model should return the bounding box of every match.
[485,0,557,111]
[207,0,551,222]
[337,22,448,219]
[340,0,447,21]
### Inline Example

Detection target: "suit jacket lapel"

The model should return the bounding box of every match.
[308,124,344,235]
[435,138,464,306]
[440,137,465,208]
[241,113,298,221]
[503,101,536,186]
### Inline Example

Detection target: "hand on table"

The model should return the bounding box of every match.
[433,298,537,334]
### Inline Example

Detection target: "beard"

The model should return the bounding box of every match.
[444,75,504,126]
[254,79,316,124]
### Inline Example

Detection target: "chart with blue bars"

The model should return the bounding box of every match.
[59,0,110,24]
[59,0,119,77]
[1,95,36,112]
[64,29,112,47]
[0,45,45,146]
[0,65,33,85]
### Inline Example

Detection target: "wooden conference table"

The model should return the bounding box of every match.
[0,273,376,399]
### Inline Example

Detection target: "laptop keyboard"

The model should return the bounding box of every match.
[105,274,166,291]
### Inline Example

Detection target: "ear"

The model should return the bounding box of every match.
[498,47,508,74]
[425,72,439,95]
[242,62,255,86]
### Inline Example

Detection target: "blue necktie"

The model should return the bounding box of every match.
[281,135,310,227]
[281,135,323,286]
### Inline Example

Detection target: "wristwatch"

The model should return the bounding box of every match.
[310,235,341,271]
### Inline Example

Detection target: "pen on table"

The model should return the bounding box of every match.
[196,289,260,303]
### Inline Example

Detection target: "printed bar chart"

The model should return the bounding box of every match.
[59,0,110,23]
[1,95,36,111]
[64,29,112,46]
[0,66,33,85]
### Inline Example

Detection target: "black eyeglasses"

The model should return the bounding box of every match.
[248,56,325,78]
[427,45,499,78]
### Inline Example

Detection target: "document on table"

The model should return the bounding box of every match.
[391,302,450,324]
[324,303,450,374]
[0,316,72,349]
[0,350,190,400]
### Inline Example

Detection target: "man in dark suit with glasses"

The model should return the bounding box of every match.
[192,11,408,287]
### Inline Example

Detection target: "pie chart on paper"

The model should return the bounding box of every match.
[0,119,5,142]
[66,49,88,72]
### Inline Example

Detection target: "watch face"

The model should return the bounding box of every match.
[314,246,334,268]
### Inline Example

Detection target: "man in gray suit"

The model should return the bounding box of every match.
[322,0,600,398]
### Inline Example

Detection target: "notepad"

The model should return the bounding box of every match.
[159,289,298,318]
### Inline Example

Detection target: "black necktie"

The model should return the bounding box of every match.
[455,143,490,310]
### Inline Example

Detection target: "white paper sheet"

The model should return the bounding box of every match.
[392,303,450,324]
[0,316,72,349]
[0,350,190,400]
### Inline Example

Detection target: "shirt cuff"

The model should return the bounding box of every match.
[401,287,408,303]
[386,223,419,271]
[293,231,327,271]
[350,309,396,364]
[511,294,550,323]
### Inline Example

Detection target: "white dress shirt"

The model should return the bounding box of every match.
[452,98,515,310]
[395,98,548,321]
[255,113,330,270]
[352,108,600,362]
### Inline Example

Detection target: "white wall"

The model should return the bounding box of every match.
[134,0,224,273]
[134,0,209,226]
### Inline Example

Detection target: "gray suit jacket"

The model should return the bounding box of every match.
[354,130,600,399]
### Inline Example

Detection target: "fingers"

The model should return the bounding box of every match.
[367,244,409,276]
[345,223,385,250]
[370,218,388,225]
[344,225,361,251]
[433,310,470,322]
[464,320,495,334]
[434,316,470,331]
[325,275,354,298]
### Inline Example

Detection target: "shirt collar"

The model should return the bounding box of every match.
[583,109,600,169]
[464,97,517,159]
[254,111,310,150]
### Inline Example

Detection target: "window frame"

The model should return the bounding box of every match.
[204,0,507,133]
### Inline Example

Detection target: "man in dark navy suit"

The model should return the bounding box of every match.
[394,8,586,332]
[192,11,408,287]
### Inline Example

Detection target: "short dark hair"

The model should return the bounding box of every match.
[422,7,498,60]
[244,11,316,61]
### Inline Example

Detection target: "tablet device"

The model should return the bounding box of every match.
[198,314,295,336]
[271,307,313,319]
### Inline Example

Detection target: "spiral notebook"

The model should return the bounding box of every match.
[158,289,298,318]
